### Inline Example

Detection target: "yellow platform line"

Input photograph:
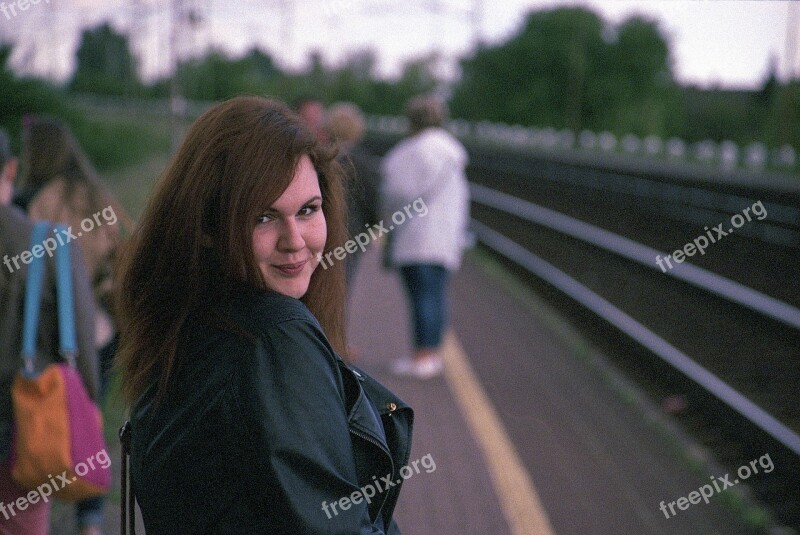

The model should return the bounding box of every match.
[442,331,556,535]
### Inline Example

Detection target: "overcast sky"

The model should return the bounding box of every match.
[1,0,796,89]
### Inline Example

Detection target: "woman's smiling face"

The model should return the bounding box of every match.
[252,154,326,298]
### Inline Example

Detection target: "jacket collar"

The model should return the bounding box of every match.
[335,359,411,451]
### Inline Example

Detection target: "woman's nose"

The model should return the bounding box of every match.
[278,218,305,251]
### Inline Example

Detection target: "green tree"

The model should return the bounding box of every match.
[450,7,676,135]
[451,7,608,130]
[325,50,380,110]
[393,53,439,104]
[70,23,141,96]
[601,16,676,136]
[0,44,71,153]
[163,47,283,101]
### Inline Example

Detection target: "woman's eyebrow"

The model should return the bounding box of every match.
[302,195,322,205]
[264,196,323,213]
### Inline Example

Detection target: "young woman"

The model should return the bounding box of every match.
[116,96,413,534]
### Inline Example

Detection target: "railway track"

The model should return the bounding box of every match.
[365,133,800,529]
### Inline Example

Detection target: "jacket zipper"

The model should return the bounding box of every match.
[348,427,395,522]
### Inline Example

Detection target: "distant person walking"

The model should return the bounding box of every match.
[381,95,470,379]
[16,117,131,386]
[0,128,100,535]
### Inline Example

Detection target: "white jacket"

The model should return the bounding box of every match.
[380,127,470,271]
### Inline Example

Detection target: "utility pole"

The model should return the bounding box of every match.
[281,0,294,69]
[129,0,146,98]
[471,0,484,47]
[45,0,58,81]
[169,0,184,150]
[781,2,798,145]
[168,0,207,148]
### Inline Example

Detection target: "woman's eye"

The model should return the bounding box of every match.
[257,213,274,224]
[299,204,321,217]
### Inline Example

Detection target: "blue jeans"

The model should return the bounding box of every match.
[76,336,117,531]
[399,264,449,350]
[76,496,104,530]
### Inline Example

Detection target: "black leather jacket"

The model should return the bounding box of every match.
[130,288,413,534]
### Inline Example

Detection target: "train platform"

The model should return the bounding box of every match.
[346,245,761,534]
[53,244,767,535]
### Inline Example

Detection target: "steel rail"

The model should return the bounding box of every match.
[467,157,800,247]
[470,219,800,457]
[469,157,800,228]
[471,183,800,331]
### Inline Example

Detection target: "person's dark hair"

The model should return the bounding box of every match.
[405,95,446,134]
[20,117,98,191]
[115,96,348,406]
[17,117,132,224]
[17,117,132,280]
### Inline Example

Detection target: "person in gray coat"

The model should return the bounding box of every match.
[0,128,98,535]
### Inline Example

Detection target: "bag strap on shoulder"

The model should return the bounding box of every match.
[20,222,77,376]
[21,222,49,376]
[53,224,77,364]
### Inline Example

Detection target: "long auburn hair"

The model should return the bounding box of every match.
[115,96,348,406]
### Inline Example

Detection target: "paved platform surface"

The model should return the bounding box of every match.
[348,246,755,534]
[51,244,758,534]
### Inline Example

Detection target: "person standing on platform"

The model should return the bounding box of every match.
[381,95,471,379]
[326,102,381,289]
[326,102,382,363]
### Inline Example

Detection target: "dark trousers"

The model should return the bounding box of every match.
[399,264,450,350]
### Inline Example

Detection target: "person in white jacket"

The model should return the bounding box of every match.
[381,95,470,379]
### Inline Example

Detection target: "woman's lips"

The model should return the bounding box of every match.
[272,260,308,277]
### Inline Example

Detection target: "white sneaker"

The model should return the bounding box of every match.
[391,355,444,379]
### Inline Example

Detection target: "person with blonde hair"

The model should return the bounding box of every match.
[381,95,471,379]
[326,102,381,288]
[116,97,412,533]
